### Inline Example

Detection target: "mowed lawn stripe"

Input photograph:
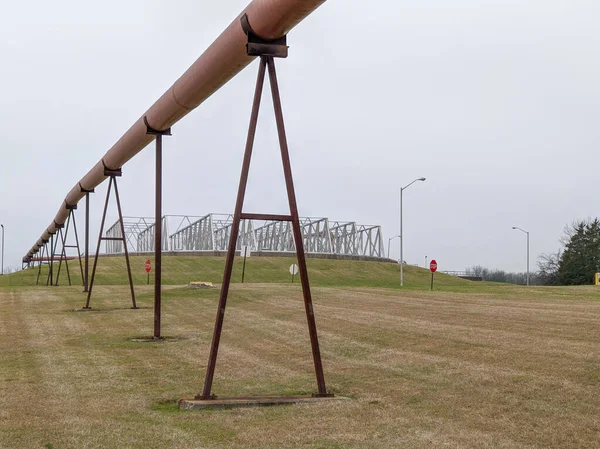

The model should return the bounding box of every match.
[1,278,599,448]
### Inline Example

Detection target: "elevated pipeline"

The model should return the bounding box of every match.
[24,0,326,260]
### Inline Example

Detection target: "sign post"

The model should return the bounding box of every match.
[429,259,437,291]
[241,246,251,283]
[289,263,299,283]
[145,259,152,285]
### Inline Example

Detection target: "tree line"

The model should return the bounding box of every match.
[467,218,600,286]
[464,266,540,285]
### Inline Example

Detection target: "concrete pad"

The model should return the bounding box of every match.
[188,281,215,289]
[178,395,348,410]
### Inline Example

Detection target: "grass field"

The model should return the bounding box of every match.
[0,255,473,290]
[1,256,599,448]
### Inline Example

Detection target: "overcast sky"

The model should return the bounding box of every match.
[1,0,599,273]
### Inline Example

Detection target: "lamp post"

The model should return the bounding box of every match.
[400,177,426,287]
[1,224,4,275]
[512,226,530,286]
[387,235,400,259]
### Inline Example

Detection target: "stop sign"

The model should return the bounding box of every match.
[429,259,438,273]
[145,259,152,273]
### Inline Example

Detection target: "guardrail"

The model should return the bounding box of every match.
[441,271,483,282]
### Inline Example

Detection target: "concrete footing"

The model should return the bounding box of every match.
[178,395,348,410]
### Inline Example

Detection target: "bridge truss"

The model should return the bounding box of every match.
[105,214,385,258]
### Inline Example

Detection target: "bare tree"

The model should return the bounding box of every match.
[537,251,561,285]
[3,265,20,274]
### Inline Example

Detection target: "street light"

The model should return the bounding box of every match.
[512,226,530,286]
[387,235,400,259]
[400,177,426,287]
[1,224,4,276]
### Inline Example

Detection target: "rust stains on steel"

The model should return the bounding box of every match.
[25,0,326,260]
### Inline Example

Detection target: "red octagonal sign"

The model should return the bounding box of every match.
[145,259,152,273]
[429,259,438,273]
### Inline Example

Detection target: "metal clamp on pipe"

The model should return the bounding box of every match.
[144,116,172,136]
[241,14,288,58]
[102,160,122,177]
[64,200,77,211]
[78,183,94,194]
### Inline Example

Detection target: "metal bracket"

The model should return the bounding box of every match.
[144,116,172,136]
[78,183,95,194]
[241,14,288,58]
[65,203,77,211]
[102,160,122,177]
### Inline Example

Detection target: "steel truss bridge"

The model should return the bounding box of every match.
[105,214,386,259]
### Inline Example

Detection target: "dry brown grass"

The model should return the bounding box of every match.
[0,283,599,448]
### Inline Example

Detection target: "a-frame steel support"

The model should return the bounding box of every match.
[198,16,331,400]
[84,167,137,309]
[55,206,84,287]
[46,230,60,287]
[36,240,49,286]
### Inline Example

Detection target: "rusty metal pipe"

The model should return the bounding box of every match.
[25,0,326,259]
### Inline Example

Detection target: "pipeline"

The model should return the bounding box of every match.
[28,257,77,262]
[23,0,326,261]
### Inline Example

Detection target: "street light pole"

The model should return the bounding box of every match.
[387,235,400,259]
[512,226,530,286]
[400,177,426,287]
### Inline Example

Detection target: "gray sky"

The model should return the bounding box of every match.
[1,0,599,273]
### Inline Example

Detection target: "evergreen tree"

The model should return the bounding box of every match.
[556,219,600,285]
